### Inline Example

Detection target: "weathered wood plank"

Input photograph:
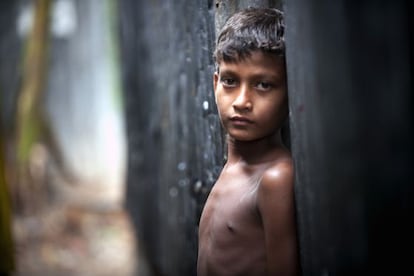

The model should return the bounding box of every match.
[120,0,222,275]
[285,0,414,274]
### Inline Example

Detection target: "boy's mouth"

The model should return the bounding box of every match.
[230,116,253,125]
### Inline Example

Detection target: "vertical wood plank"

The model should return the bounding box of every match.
[285,0,414,274]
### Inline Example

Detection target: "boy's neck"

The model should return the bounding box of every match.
[226,131,286,166]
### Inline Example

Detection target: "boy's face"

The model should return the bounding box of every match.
[214,51,288,142]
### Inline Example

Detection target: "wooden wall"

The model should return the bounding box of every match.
[285,0,414,274]
[119,1,222,275]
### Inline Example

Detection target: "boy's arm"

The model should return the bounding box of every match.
[257,162,300,276]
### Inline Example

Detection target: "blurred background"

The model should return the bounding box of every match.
[1,0,413,276]
[1,0,134,275]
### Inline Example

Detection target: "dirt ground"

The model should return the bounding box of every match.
[12,205,138,276]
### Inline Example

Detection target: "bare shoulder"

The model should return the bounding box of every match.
[257,155,299,276]
[259,156,294,194]
[256,155,295,215]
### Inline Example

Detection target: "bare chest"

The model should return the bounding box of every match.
[198,173,267,275]
[199,172,264,244]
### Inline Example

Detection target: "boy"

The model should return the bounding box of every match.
[197,8,299,276]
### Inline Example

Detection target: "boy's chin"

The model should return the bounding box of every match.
[227,132,278,143]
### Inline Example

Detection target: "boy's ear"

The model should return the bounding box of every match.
[213,72,219,94]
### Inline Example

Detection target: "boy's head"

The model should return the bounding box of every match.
[214,8,285,68]
[213,8,288,142]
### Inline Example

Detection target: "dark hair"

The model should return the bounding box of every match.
[214,8,285,65]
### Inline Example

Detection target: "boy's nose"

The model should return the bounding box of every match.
[232,85,252,111]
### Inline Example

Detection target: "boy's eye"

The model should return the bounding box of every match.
[256,81,273,91]
[220,77,237,87]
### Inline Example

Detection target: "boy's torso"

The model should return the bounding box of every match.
[197,163,271,276]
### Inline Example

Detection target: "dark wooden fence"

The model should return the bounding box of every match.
[285,0,414,274]
[119,1,222,275]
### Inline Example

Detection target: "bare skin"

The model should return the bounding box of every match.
[197,52,299,276]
